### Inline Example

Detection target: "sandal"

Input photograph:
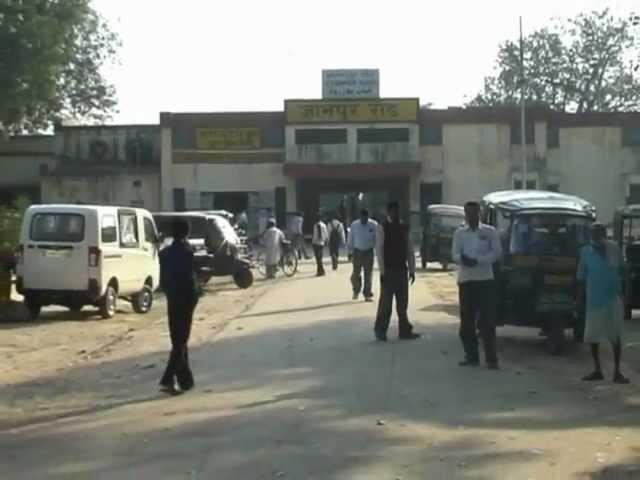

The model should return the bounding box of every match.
[582,371,604,381]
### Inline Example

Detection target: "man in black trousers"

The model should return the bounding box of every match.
[159,218,200,393]
[451,201,502,369]
[374,201,421,341]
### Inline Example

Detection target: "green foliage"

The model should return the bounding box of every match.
[0,0,120,133]
[471,9,640,112]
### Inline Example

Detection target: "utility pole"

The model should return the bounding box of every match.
[519,16,528,189]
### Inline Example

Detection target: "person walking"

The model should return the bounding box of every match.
[327,213,346,271]
[452,201,502,369]
[348,209,377,301]
[578,223,630,384]
[312,215,329,277]
[290,212,310,260]
[159,218,200,394]
[374,201,421,341]
[263,218,285,279]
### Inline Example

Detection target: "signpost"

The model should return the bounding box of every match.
[322,69,379,99]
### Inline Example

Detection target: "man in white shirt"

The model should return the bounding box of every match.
[347,209,377,301]
[374,201,421,341]
[327,213,346,271]
[290,212,310,260]
[452,201,502,369]
[312,215,329,277]
[262,218,285,279]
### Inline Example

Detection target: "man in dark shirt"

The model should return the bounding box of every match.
[159,218,199,394]
[374,201,421,341]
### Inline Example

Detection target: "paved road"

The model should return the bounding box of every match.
[2,263,640,479]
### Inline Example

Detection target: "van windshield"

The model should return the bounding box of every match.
[31,213,85,243]
[510,214,591,256]
[431,215,464,233]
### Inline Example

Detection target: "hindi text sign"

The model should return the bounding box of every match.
[322,69,379,98]
[195,128,261,150]
[285,99,418,124]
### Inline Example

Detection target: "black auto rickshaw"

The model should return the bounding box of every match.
[153,212,253,289]
[420,204,465,270]
[612,205,640,320]
[482,190,596,354]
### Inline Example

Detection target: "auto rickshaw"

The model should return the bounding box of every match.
[420,204,465,270]
[612,205,640,320]
[482,190,596,354]
[153,212,253,289]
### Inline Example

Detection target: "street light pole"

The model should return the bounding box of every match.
[520,16,527,190]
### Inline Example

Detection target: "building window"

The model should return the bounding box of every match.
[510,122,535,145]
[419,126,442,145]
[628,184,640,204]
[264,127,285,147]
[513,179,538,190]
[622,127,640,146]
[547,125,560,148]
[295,129,347,145]
[357,128,409,144]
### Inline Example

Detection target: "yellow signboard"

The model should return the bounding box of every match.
[195,128,261,150]
[285,98,418,124]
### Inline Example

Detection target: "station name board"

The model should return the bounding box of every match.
[195,128,261,150]
[285,99,418,124]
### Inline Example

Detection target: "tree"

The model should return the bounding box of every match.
[470,9,640,113]
[0,0,120,134]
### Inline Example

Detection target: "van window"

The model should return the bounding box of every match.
[101,215,118,243]
[119,212,139,247]
[143,217,157,243]
[31,213,85,243]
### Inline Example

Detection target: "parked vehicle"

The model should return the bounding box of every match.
[16,205,160,319]
[612,205,640,320]
[153,212,253,289]
[482,190,596,354]
[420,204,465,270]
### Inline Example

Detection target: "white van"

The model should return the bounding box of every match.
[16,205,160,319]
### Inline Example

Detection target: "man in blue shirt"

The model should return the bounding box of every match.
[577,223,630,384]
[159,218,200,394]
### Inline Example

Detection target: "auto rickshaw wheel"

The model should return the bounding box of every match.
[233,267,254,289]
[442,262,449,271]
[547,319,566,355]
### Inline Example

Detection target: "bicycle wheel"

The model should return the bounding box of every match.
[256,251,267,277]
[282,250,298,277]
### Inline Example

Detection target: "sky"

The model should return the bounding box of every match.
[94,0,636,124]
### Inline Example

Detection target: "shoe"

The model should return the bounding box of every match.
[613,372,631,384]
[582,371,604,381]
[364,296,374,303]
[353,292,359,300]
[487,362,500,370]
[399,332,421,340]
[375,334,388,342]
[458,359,480,367]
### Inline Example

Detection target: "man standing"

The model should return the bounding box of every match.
[290,212,309,260]
[374,201,421,341]
[263,218,285,279]
[327,213,346,271]
[348,209,377,301]
[578,223,630,384]
[312,215,329,277]
[452,201,501,369]
[159,218,199,394]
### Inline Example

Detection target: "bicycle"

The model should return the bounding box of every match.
[256,239,298,278]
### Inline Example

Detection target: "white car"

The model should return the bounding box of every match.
[16,205,160,319]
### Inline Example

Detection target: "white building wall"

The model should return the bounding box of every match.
[442,124,512,205]
[42,173,161,210]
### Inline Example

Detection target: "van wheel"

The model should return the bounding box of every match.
[24,295,41,320]
[132,286,153,314]
[99,286,117,319]
[233,268,254,289]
